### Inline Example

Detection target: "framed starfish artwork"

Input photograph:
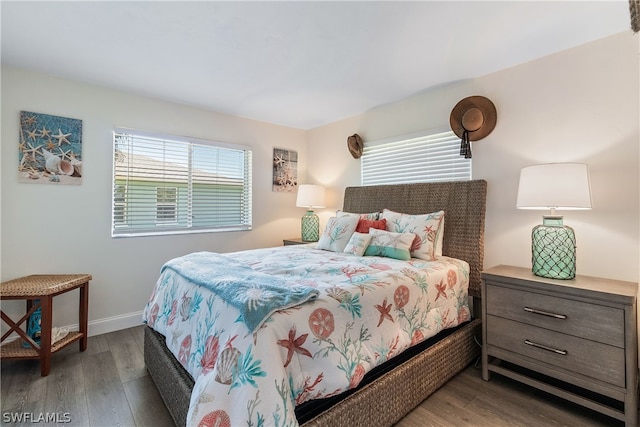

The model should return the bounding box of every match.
[272,147,298,192]
[18,111,83,185]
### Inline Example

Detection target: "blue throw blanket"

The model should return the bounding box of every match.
[161,251,319,334]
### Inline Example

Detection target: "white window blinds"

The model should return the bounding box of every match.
[112,128,252,237]
[361,129,471,186]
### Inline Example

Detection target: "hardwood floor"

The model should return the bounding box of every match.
[396,360,622,427]
[1,325,624,426]
[1,326,173,427]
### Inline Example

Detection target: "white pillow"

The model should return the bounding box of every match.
[381,209,445,261]
[337,210,380,220]
[363,228,415,261]
[316,215,359,252]
[435,217,445,256]
[343,232,373,256]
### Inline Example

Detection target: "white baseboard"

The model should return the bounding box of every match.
[60,310,145,336]
[87,310,145,336]
[1,311,145,343]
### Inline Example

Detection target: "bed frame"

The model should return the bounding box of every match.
[144,179,487,426]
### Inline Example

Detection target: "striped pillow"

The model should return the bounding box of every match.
[364,229,415,261]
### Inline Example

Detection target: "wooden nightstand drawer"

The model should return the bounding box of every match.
[486,284,624,347]
[487,315,625,387]
[482,265,638,425]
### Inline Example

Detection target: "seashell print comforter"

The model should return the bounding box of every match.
[143,245,471,427]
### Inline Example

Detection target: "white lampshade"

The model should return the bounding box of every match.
[516,163,592,211]
[296,184,326,209]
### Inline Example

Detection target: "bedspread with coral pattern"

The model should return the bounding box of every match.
[143,245,471,427]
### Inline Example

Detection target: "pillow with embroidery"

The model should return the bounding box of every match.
[435,217,445,256]
[316,215,359,252]
[337,210,380,220]
[343,232,373,256]
[381,209,445,261]
[355,218,387,234]
[363,228,415,261]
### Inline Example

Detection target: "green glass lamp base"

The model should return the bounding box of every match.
[531,216,576,280]
[301,210,319,242]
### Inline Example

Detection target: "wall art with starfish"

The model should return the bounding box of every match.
[272,147,298,192]
[18,111,83,185]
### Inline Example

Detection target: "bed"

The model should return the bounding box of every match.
[144,180,487,427]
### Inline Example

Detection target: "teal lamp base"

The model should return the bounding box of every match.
[301,210,320,242]
[531,216,576,280]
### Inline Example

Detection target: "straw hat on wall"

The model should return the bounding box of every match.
[450,96,497,158]
[347,133,364,159]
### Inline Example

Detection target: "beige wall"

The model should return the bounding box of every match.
[1,67,307,334]
[307,31,639,284]
[1,31,638,337]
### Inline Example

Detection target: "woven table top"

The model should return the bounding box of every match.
[1,274,92,298]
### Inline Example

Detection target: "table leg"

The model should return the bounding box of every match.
[1,309,36,344]
[39,296,52,376]
[79,282,88,351]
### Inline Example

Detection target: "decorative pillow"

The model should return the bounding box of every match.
[381,209,445,261]
[337,210,380,220]
[316,215,359,252]
[363,229,415,261]
[435,217,445,256]
[355,218,387,234]
[343,232,373,256]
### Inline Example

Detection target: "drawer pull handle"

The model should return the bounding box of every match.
[523,307,567,319]
[524,339,567,355]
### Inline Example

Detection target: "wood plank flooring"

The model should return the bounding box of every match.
[1,326,173,427]
[0,325,625,426]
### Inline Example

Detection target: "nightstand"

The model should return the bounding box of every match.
[283,238,308,246]
[1,274,91,376]
[482,265,638,426]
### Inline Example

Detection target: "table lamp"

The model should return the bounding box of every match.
[296,184,326,242]
[516,163,592,279]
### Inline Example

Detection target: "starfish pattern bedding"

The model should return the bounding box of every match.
[143,245,471,427]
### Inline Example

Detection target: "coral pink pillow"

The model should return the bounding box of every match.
[356,218,387,234]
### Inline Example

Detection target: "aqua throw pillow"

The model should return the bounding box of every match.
[364,228,415,261]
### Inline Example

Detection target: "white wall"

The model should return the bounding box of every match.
[1,67,307,335]
[307,31,639,284]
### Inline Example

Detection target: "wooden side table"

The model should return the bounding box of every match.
[283,238,309,245]
[1,274,91,376]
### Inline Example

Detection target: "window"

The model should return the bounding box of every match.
[361,129,471,186]
[156,187,177,224]
[114,184,126,225]
[112,128,252,237]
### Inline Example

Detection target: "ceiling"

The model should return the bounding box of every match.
[1,1,632,130]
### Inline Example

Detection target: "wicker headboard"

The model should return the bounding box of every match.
[343,180,487,298]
